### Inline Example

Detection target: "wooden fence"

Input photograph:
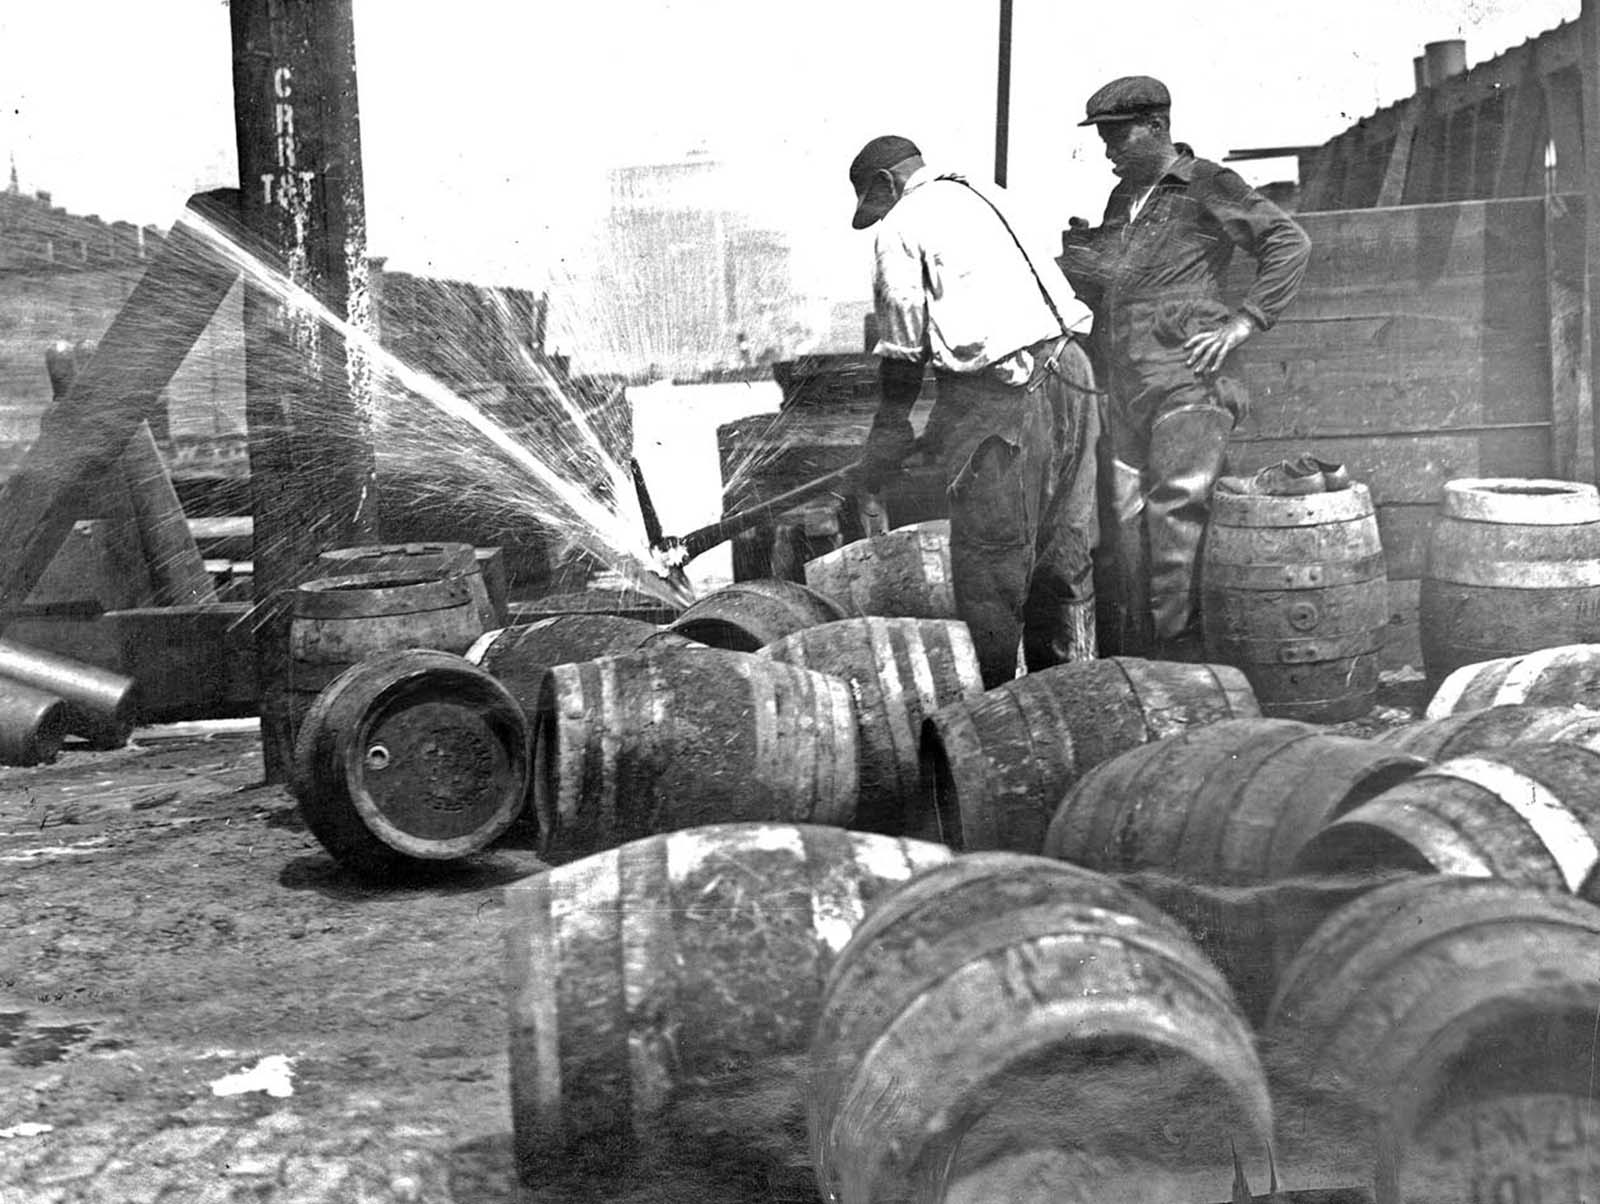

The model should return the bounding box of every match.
[1224,194,1588,668]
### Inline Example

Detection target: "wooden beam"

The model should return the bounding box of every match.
[1585,0,1600,487]
[231,0,383,781]
[0,191,242,622]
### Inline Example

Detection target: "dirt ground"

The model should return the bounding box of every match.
[0,675,1430,1204]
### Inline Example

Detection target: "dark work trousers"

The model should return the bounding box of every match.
[925,336,1100,688]
[1097,296,1244,657]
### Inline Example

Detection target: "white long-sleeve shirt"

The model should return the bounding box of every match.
[871,165,1090,386]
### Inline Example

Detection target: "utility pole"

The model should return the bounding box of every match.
[995,0,1014,187]
[231,0,382,782]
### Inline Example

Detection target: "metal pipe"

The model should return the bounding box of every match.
[0,639,138,750]
[0,677,69,766]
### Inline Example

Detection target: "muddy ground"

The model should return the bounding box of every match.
[0,678,1429,1204]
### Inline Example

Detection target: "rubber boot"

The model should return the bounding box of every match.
[1102,455,1153,656]
[1144,405,1233,644]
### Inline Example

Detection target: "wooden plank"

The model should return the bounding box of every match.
[1239,321,1549,435]
[1374,502,1436,582]
[1375,105,1419,207]
[1583,0,1600,484]
[1223,428,1550,506]
[1544,192,1593,480]
[1383,578,1424,672]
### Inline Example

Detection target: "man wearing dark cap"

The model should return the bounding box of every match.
[847,134,1100,687]
[1059,76,1310,659]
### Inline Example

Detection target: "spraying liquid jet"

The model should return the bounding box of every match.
[172,206,694,611]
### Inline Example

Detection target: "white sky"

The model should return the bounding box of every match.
[0,0,1581,295]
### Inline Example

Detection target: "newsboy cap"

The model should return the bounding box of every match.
[849,134,922,229]
[1079,76,1171,125]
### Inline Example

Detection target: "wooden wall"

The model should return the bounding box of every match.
[1224,195,1582,668]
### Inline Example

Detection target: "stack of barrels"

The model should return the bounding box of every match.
[295,502,1600,1202]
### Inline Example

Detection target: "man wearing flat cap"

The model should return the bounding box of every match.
[1059,76,1311,659]
[847,134,1100,688]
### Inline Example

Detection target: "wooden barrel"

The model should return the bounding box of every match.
[504,823,952,1165]
[803,526,955,620]
[1425,643,1600,717]
[291,647,531,876]
[1382,703,1600,759]
[507,589,683,626]
[1201,483,1387,722]
[809,853,1272,1204]
[1294,743,1600,899]
[532,647,859,860]
[289,570,486,733]
[665,578,847,651]
[759,617,983,835]
[918,658,1261,853]
[1419,478,1600,688]
[1264,876,1600,1203]
[0,639,137,749]
[316,541,497,630]
[465,614,678,714]
[0,677,68,766]
[1043,718,1427,886]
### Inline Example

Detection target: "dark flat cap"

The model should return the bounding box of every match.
[849,135,921,229]
[1080,76,1171,125]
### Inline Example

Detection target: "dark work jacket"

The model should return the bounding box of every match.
[1057,152,1310,399]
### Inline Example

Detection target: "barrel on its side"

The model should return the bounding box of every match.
[803,526,955,620]
[532,648,859,860]
[1425,643,1600,717]
[465,614,676,715]
[292,648,530,876]
[666,578,847,651]
[1419,478,1600,688]
[918,658,1260,853]
[504,823,952,1170]
[1382,703,1600,759]
[809,853,1272,1204]
[1265,876,1600,1203]
[1043,718,1427,885]
[1202,483,1387,722]
[1294,743,1600,900]
[316,541,497,630]
[760,617,983,835]
[0,677,68,766]
[289,570,487,738]
[0,638,138,749]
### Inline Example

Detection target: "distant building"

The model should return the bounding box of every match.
[593,151,812,378]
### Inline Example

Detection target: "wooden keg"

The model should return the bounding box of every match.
[1201,483,1387,722]
[1382,703,1600,759]
[465,614,679,715]
[1044,718,1427,884]
[809,853,1272,1204]
[1264,876,1600,1203]
[289,570,486,728]
[532,647,859,860]
[316,541,498,629]
[803,526,955,620]
[1425,643,1600,717]
[665,578,847,651]
[1295,743,1600,900]
[0,677,68,766]
[760,617,983,835]
[0,638,138,749]
[1420,478,1600,688]
[918,657,1259,854]
[507,589,683,626]
[504,823,951,1166]
[292,648,531,877]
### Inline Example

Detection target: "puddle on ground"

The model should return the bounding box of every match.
[0,1013,97,1066]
